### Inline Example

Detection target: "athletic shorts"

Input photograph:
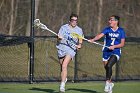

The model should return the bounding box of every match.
[102,51,121,61]
[57,46,76,59]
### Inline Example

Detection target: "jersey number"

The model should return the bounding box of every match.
[111,38,115,45]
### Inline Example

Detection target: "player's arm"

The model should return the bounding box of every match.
[57,27,64,40]
[89,33,104,42]
[109,39,125,50]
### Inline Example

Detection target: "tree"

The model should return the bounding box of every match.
[26,0,40,36]
[9,0,14,35]
[76,0,81,16]
[97,0,103,33]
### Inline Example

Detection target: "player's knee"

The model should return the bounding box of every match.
[104,64,109,70]
[106,55,117,69]
[105,62,114,71]
[105,62,113,70]
[107,63,112,68]
[62,64,68,70]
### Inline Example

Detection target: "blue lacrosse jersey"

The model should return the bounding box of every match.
[102,27,126,54]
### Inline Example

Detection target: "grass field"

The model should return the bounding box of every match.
[0,81,140,93]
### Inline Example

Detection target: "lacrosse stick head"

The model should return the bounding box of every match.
[34,19,49,31]
[71,32,83,39]
[34,19,41,27]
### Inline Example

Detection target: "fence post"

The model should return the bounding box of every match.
[74,52,78,82]
[29,0,35,84]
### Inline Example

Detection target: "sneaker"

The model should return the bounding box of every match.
[108,90,112,93]
[108,83,114,93]
[60,82,65,92]
[60,86,65,92]
[104,81,110,92]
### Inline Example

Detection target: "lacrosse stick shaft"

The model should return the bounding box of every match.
[34,19,76,46]
[47,29,58,36]
[92,42,109,48]
[48,29,78,47]
[47,29,109,48]
[77,35,109,48]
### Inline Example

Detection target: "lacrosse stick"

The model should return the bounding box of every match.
[71,32,109,48]
[34,19,77,38]
[34,19,58,36]
[34,19,78,47]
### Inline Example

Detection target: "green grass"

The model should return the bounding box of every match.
[0,81,140,93]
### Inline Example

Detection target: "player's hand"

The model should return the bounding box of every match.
[76,44,82,50]
[58,35,63,40]
[109,46,115,50]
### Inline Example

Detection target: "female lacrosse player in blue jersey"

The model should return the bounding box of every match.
[56,13,83,92]
[89,15,126,93]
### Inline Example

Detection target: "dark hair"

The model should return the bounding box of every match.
[69,13,78,21]
[110,15,120,26]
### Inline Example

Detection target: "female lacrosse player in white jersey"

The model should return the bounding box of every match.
[56,13,83,92]
[89,15,126,93]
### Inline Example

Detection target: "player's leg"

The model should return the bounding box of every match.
[59,57,65,92]
[103,52,115,92]
[58,47,76,92]
[104,60,111,93]
[59,57,68,83]
[61,55,71,82]
[57,49,67,92]
[60,55,71,92]
[102,52,110,92]
[105,55,118,93]
[105,55,117,81]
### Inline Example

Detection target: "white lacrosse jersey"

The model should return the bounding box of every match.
[56,24,83,51]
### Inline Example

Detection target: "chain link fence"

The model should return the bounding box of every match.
[0,36,140,82]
